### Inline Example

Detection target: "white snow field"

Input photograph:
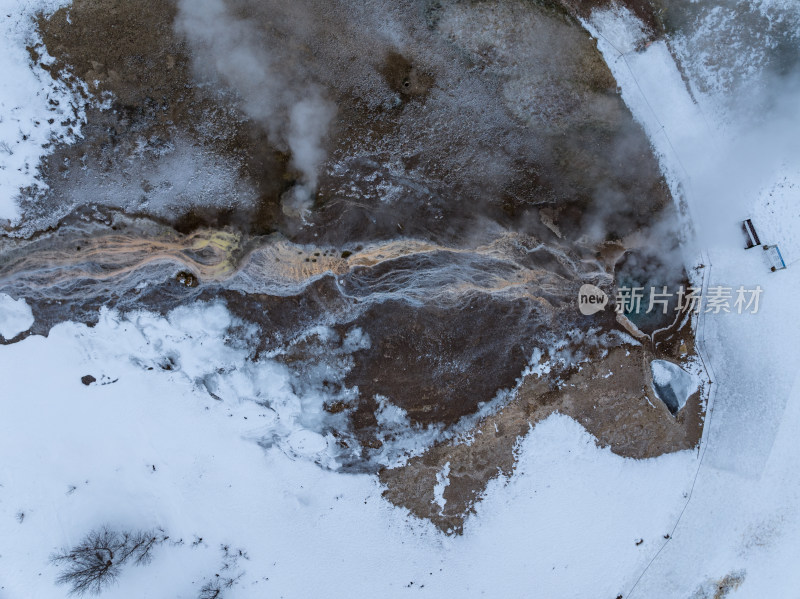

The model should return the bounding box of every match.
[0,307,698,598]
[1,1,800,598]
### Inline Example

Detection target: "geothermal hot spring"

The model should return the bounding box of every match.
[1,0,722,540]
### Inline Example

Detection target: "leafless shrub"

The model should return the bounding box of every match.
[198,575,239,599]
[197,544,247,599]
[51,526,168,595]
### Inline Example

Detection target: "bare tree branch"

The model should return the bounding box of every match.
[51,526,167,595]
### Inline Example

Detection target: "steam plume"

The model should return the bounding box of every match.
[175,0,336,218]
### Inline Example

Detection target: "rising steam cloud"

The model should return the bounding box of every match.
[175,0,336,218]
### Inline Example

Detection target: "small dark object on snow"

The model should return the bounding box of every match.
[81,375,96,386]
[742,219,761,249]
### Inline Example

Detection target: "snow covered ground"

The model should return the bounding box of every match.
[0,307,699,598]
[0,0,88,224]
[2,1,800,597]
[0,293,33,340]
[586,5,800,597]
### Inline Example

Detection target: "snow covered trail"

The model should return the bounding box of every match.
[627,213,800,597]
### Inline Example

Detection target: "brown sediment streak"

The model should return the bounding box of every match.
[237,238,486,281]
[0,229,242,289]
[346,234,561,267]
[347,239,443,266]
[226,232,588,302]
[0,224,588,300]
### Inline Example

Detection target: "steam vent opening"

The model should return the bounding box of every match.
[615,249,685,333]
[650,360,698,415]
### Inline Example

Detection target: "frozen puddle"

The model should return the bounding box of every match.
[650,360,698,414]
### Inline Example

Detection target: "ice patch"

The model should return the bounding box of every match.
[522,347,551,378]
[287,429,330,459]
[650,359,698,414]
[0,293,34,339]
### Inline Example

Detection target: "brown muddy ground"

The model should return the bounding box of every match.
[382,329,705,533]
[28,0,288,234]
[0,0,704,532]
[27,0,673,245]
